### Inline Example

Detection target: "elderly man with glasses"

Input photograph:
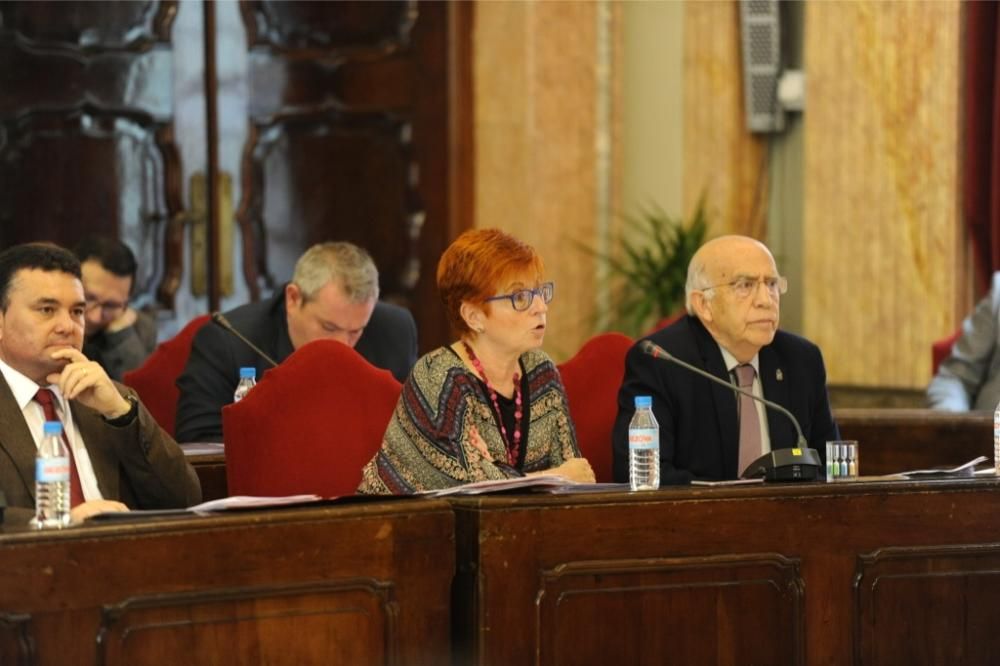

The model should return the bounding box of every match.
[612,235,839,484]
[73,236,157,382]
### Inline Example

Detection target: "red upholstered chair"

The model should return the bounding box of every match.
[558,333,634,483]
[223,339,403,497]
[931,329,961,376]
[122,314,211,436]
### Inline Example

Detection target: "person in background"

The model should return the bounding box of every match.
[0,243,201,525]
[611,235,839,483]
[73,236,157,381]
[176,241,418,443]
[358,228,594,494]
[927,273,1000,411]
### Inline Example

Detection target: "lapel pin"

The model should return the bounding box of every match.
[776,369,783,381]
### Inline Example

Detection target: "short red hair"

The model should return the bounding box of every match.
[437,228,545,336]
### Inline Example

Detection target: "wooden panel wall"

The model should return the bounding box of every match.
[0,502,455,665]
[803,2,961,388]
[683,1,767,239]
[472,1,622,360]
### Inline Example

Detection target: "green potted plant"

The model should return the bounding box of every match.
[585,196,709,338]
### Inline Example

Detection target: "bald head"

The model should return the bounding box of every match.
[685,236,775,311]
[684,235,782,362]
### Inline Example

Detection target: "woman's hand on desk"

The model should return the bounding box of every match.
[534,457,595,484]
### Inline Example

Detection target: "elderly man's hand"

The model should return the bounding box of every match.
[46,348,131,419]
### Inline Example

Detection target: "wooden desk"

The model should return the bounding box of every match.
[187,410,993,501]
[0,500,453,666]
[187,451,228,501]
[451,479,1000,665]
[835,408,991,474]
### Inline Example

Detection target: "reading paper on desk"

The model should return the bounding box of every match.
[864,456,989,481]
[418,475,573,496]
[420,476,635,496]
[899,456,987,478]
[190,494,323,513]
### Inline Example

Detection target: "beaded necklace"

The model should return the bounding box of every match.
[462,341,522,466]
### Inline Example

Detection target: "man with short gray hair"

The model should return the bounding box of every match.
[175,241,417,443]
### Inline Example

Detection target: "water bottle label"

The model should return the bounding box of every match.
[36,457,70,482]
[629,428,659,451]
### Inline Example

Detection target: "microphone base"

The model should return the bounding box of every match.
[741,447,822,482]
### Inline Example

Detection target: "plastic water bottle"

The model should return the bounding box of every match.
[628,395,660,491]
[994,399,1000,474]
[33,421,70,529]
[234,367,257,403]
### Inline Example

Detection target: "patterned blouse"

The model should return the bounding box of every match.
[357,346,580,494]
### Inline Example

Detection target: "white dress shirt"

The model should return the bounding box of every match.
[0,358,103,500]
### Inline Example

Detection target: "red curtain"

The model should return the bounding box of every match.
[965,1,1000,295]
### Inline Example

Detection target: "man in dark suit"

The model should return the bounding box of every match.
[0,243,201,525]
[612,235,839,483]
[176,241,418,443]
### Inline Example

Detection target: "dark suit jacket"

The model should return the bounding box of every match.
[0,375,202,525]
[611,315,839,483]
[175,292,418,443]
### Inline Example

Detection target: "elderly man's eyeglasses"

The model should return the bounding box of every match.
[702,275,788,300]
[85,297,127,317]
[485,282,555,312]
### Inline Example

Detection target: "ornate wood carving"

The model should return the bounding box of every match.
[855,543,1000,665]
[0,0,184,309]
[0,112,173,298]
[242,0,416,52]
[0,502,453,665]
[97,579,398,665]
[0,1,175,48]
[536,554,805,666]
[0,614,34,666]
[237,114,420,300]
[236,0,460,350]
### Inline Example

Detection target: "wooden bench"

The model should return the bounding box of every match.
[833,408,992,475]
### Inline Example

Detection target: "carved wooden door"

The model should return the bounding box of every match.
[0,1,184,308]
[0,1,465,350]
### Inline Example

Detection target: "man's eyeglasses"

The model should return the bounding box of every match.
[702,275,787,300]
[485,282,555,312]
[85,297,127,317]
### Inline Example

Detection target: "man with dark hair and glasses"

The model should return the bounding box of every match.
[73,236,157,381]
[612,235,839,483]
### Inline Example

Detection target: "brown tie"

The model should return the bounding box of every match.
[33,388,85,507]
[735,364,762,477]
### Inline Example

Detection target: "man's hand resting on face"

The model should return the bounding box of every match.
[47,348,131,419]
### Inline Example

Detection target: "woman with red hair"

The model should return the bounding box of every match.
[358,228,594,493]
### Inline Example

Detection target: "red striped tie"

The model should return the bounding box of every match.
[33,388,85,507]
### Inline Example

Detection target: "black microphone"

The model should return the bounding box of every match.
[211,312,280,368]
[640,339,822,481]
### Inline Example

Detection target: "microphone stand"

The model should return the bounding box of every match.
[640,340,822,482]
[211,312,280,368]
